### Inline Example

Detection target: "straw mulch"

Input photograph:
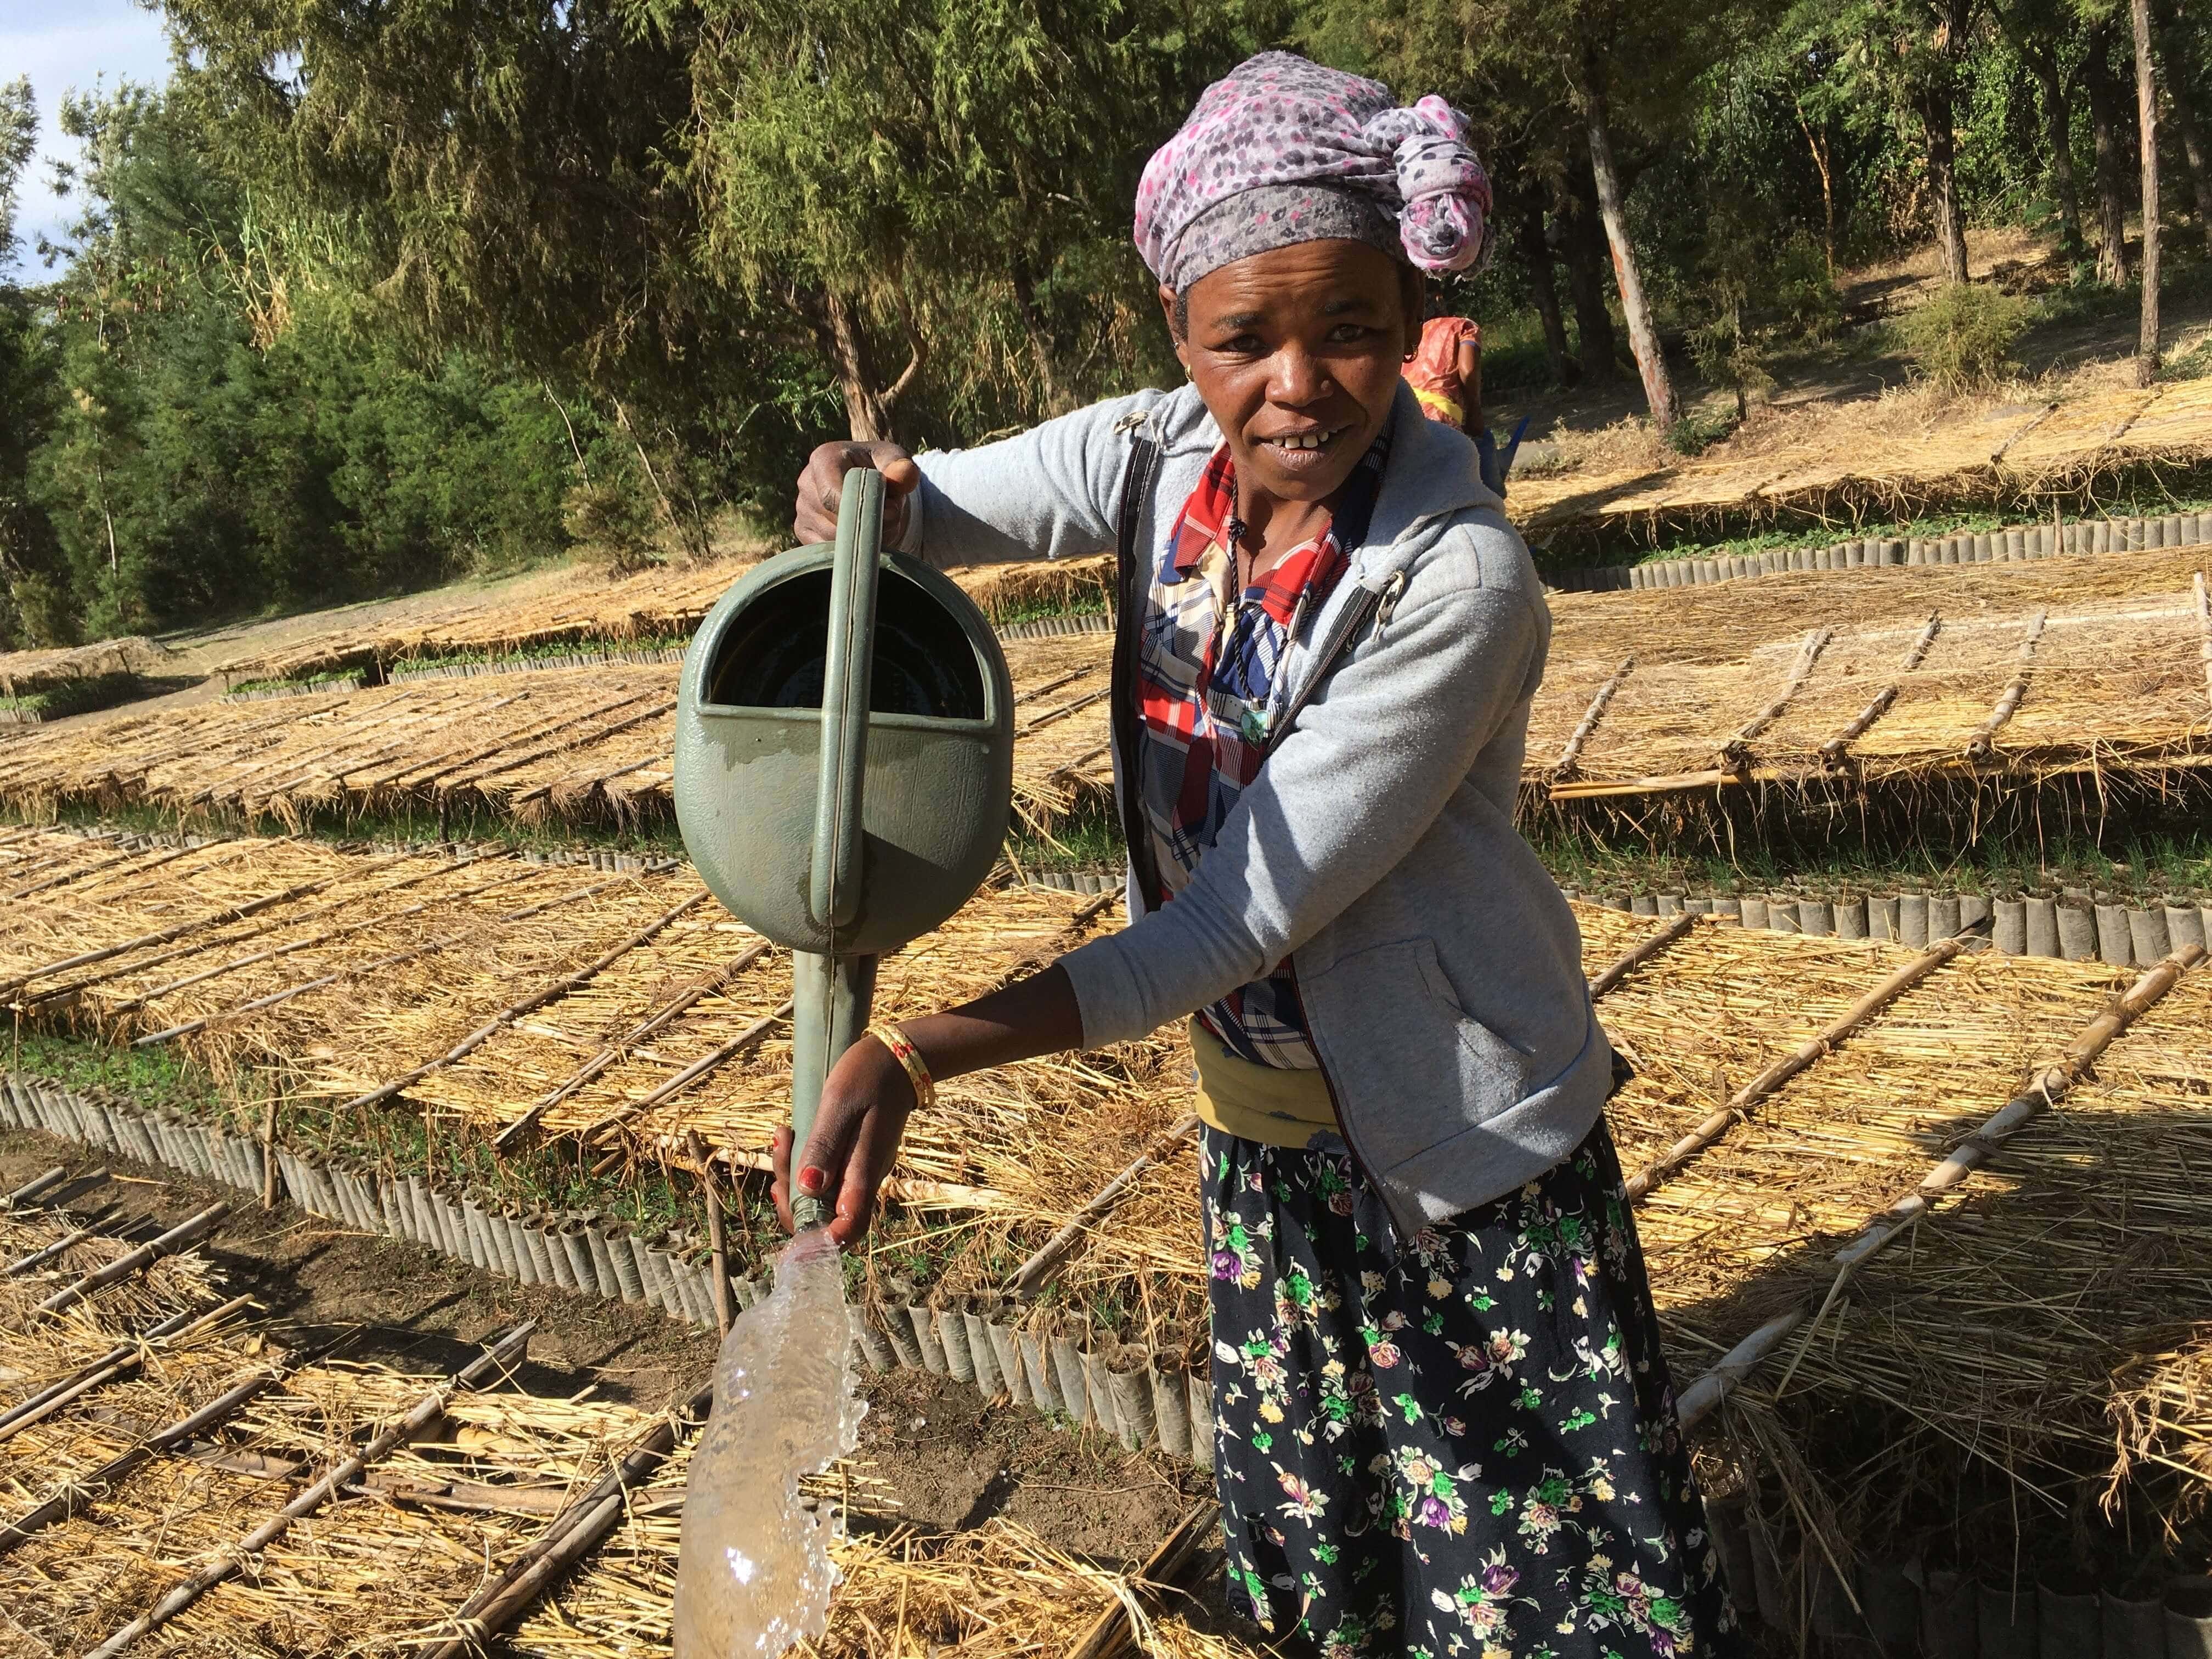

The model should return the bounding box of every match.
[1759,966,2212,1537]
[1533,557,2212,792]
[0,636,175,695]
[0,633,1114,833]
[1510,376,2212,537]
[205,549,1107,689]
[513,1440,1262,1659]
[209,557,760,685]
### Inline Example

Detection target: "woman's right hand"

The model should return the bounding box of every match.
[794,441,921,545]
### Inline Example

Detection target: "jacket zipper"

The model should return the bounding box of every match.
[1286,956,1385,1204]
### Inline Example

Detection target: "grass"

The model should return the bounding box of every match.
[9,797,690,862]
[226,670,365,697]
[0,673,150,723]
[387,634,692,675]
[3,1020,793,1276]
[1528,825,2212,904]
[1536,456,2212,575]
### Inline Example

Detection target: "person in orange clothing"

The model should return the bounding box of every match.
[1406,311,1482,431]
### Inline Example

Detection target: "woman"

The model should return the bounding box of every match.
[774,52,1741,1659]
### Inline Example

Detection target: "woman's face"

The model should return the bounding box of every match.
[1164,239,1421,505]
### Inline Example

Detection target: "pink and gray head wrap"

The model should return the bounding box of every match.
[1135,52,1494,295]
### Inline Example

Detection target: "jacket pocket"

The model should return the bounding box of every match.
[1306,936,1555,1171]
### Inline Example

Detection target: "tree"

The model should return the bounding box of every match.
[1997,0,2087,261]
[2154,1,2212,254]
[2081,15,2134,282]
[2129,0,2159,382]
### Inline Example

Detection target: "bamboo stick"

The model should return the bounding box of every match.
[1014,665,1099,706]
[3,1203,120,1274]
[332,891,709,1116]
[1588,912,1696,1000]
[1819,612,1942,762]
[0,1344,321,1553]
[1065,1502,1218,1659]
[1674,944,2205,1431]
[34,1201,228,1317]
[1719,627,1833,767]
[1,1165,69,1208]
[409,1378,716,1659]
[80,1322,534,1659]
[447,696,678,787]
[1965,609,2047,758]
[371,688,646,790]
[690,1128,734,1336]
[577,998,793,1144]
[2196,571,2210,714]
[493,940,773,1150]
[0,1294,253,1444]
[16,850,428,1008]
[1019,686,1110,735]
[0,876,336,999]
[1624,927,1983,1201]
[1833,941,2207,1268]
[1553,656,1636,779]
[1011,1114,1201,1300]
[3,839,207,902]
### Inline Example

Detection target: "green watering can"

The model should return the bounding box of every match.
[674,470,1014,1227]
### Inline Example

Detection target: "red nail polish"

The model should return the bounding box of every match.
[799,1166,827,1196]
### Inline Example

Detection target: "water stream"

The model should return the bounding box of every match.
[672,1226,866,1656]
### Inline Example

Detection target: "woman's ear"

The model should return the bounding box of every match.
[1158,283,1191,376]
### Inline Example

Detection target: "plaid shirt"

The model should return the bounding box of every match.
[1135,437,1385,1069]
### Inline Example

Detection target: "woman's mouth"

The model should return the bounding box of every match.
[1255,424,1352,470]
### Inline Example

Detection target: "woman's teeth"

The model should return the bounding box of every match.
[1264,428,1345,452]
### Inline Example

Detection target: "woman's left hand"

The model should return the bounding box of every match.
[771,1035,917,1245]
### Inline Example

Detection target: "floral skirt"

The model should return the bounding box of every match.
[1201,1118,1744,1658]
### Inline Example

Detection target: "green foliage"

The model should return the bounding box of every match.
[0,673,149,722]
[1895,279,2033,388]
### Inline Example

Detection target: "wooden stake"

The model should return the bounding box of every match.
[81,1323,533,1659]
[2194,571,2210,715]
[690,1128,733,1336]
[261,1095,280,1211]
[1625,926,1984,1201]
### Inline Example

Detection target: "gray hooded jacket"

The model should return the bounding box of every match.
[901,380,1612,1239]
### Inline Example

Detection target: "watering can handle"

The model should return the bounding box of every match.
[809,467,884,935]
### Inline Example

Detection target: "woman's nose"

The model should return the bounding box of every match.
[1267,345,1331,407]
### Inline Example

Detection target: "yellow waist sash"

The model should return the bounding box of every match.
[1188,1016,1340,1150]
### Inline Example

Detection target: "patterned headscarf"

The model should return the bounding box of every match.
[1135,52,1494,295]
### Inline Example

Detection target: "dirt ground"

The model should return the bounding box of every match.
[0,1125,1211,1578]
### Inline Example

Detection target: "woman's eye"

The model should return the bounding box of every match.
[1327,323,1373,344]
[1217,335,1264,354]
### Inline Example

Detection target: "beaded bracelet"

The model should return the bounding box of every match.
[866,1023,936,1113]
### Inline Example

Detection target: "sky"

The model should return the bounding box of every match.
[2,0,176,278]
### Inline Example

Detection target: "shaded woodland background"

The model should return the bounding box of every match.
[1,0,2207,648]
